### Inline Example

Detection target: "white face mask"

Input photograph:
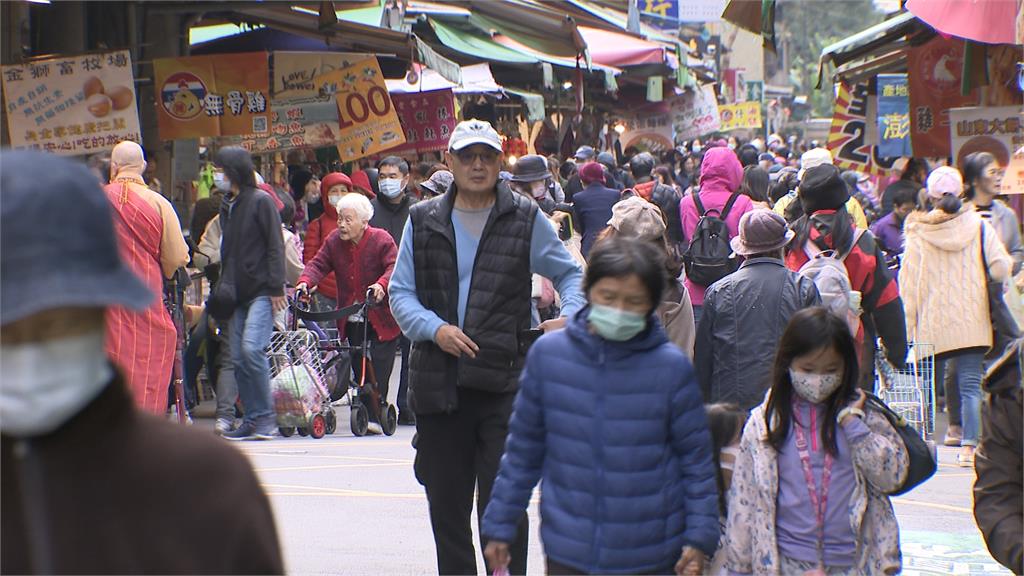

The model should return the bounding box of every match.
[378,178,404,199]
[328,194,345,208]
[213,171,232,192]
[1,330,112,437]
[789,369,842,404]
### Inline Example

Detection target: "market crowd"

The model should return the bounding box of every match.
[1,120,1021,575]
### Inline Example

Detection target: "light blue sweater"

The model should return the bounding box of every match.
[389,210,585,343]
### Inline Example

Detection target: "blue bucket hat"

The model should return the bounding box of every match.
[1,150,153,325]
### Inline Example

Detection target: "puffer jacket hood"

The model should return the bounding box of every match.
[905,208,982,253]
[699,147,743,195]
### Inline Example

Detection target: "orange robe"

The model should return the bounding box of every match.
[104,182,177,413]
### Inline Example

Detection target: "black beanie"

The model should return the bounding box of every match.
[799,164,849,214]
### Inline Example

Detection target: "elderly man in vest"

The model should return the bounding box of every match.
[390,119,585,575]
[105,141,189,414]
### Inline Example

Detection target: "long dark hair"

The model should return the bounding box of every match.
[740,165,770,203]
[790,205,855,257]
[765,307,860,456]
[706,403,748,515]
[962,152,996,201]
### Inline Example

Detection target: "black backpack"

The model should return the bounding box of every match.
[865,393,937,496]
[683,191,740,286]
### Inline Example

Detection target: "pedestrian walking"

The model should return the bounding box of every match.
[304,172,370,313]
[0,151,283,575]
[723,307,910,575]
[973,339,1023,575]
[785,164,907,389]
[869,185,918,270]
[631,152,685,248]
[900,166,1012,466]
[389,119,585,575]
[774,149,869,229]
[601,196,696,357]
[695,210,820,410]
[482,238,719,576]
[211,147,287,441]
[738,165,772,210]
[879,158,928,217]
[705,403,749,575]
[843,171,881,225]
[572,161,620,257]
[962,151,1024,275]
[370,156,418,424]
[680,146,754,324]
[103,141,190,414]
[297,193,400,408]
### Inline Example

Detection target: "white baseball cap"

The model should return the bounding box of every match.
[798,147,833,180]
[448,119,502,152]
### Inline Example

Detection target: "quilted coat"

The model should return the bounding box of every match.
[481,308,720,574]
[723,397,909,575]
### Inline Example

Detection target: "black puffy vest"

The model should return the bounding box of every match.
[408,182,536,414]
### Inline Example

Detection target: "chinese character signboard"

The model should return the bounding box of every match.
[826,82,897,177]
[621,102,674,154]
[876,74,911,158]
[272,51,369,99]
[672,84,721,141]
[315,57,405,162]
[1000,148,1024,195]
[907,36,980,157]
[950,106,1023,193]
[390,89,456,154]
[153,52,270,140]
[719,102,762,131]
[1,50,142,155]
[222,98,341,154]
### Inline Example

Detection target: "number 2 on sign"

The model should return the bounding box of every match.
[337,86,391,129]
[839,121,869,165]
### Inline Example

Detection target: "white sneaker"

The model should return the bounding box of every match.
[214,418,236,435]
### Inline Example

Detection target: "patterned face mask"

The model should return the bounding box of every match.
[789,369,842,404]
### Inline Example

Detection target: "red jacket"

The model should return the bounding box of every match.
[304,199,339,300]
[298,226,400,342]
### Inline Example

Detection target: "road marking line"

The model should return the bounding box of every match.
[244,452,413,464]
[261,483,424,499]
[254,462,408,473]
[892,499,973,514]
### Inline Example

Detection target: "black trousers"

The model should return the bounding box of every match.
[414,387,529,575]
[545,558,676,576]
[397,336,412,413]
[346,321,397,404]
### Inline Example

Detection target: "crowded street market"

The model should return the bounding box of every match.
[0,0,1022,574]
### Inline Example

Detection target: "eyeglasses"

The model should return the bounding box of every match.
[453,149,499,165]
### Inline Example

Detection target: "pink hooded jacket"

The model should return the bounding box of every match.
[679,147,753,306]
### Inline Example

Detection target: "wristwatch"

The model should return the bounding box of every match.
[837,407,866,424]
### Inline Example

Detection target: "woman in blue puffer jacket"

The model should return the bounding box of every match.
[482,238,720,576]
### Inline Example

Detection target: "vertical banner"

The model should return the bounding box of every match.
[390,89,456,154]
[1,50,142,155]
[907,36,979,157]
[671,84,721,141]
[153,52,270,140]
[876,74,912,158]
[826,82,897,177]
[314,57,405,162]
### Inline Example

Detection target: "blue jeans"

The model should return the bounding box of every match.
[934,350,984,446]
[229,296,275,423]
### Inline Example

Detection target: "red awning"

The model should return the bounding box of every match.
[905,0,1020,45]
[578,26,669,68]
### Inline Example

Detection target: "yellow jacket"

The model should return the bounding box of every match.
[774,193,868,229]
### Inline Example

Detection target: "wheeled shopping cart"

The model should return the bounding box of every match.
[875,342,937,440]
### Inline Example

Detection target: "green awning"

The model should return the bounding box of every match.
[429,19,539,64]
[190,2,385,46]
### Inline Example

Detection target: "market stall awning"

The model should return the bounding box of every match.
[816,11,932,88]
[226,4,414,55]
[460,0,587,59]
[386,63,503,94]
[490,33,621,74]
[578,26,673,68]
[905,0,1021,45]
[190,27,366,54]
[428,19,538,65]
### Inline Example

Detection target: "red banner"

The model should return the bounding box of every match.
[906,36,979,158]
[390,89,456,154]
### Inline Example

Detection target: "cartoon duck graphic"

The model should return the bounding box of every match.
[170,80,201,118]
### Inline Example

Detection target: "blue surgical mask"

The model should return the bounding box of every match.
[379,178,404,199]
[588,303,647,341]
[213,171,231,192]
[692,145,702,154]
